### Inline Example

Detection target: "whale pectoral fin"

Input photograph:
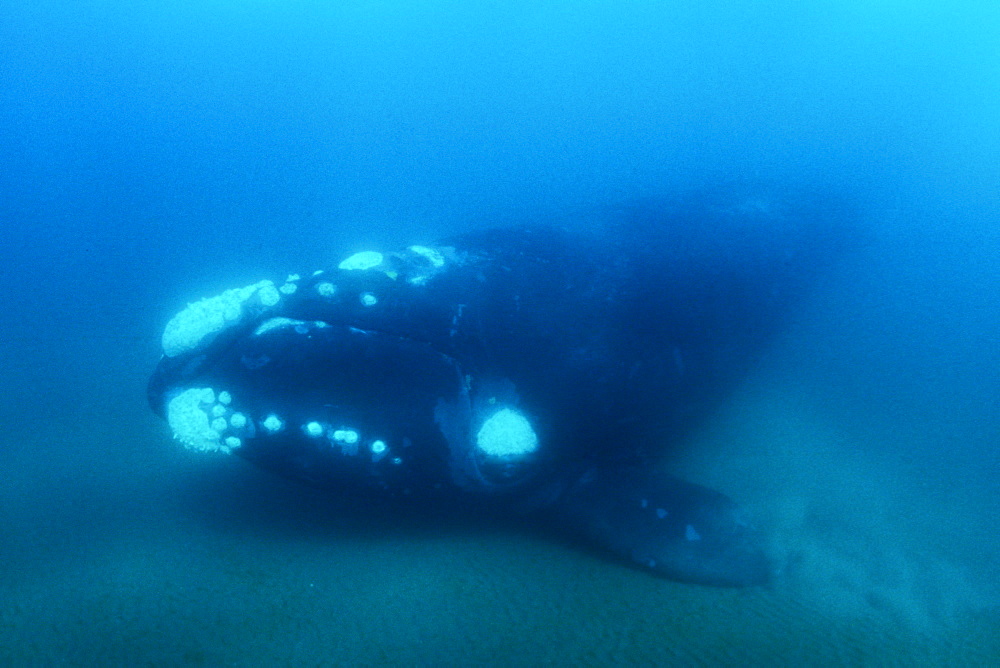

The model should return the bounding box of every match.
[546,465,772,586]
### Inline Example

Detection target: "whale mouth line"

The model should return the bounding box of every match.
[328,321,462,371]
[277,314,459,364]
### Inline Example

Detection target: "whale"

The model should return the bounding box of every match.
[147,186,850,586]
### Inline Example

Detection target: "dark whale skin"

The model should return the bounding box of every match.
[148,187,850,587]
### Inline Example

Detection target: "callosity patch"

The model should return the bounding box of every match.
[338,251,384,271]
[161,280,281,358]
[167,387,253,454]
[476,408,538,457]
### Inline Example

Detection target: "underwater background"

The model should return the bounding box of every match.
[1,1,998,664]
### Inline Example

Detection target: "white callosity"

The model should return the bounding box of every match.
[253,317,309,337]
[168,387,224,453]
[161,280,281,358]
[338,251,384,271]
[475,408,538,457]
[167,387,253,454]
[332,245,452,305]
[253,318,329,337]
[405,245,449,285]
[262,415,284,434]
[332,248,393,306]
[332,429,359,444]
[370,439,388,463]
[408,245,445,268]
[305,421,325,438]
[332,428,361,456]
[279,274,300,295]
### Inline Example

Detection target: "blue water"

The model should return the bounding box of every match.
[2,1,998,664]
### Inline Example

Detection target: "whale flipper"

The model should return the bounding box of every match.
[547,465,771,586]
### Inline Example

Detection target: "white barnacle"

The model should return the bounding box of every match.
[315,282,336,297]
[224,436,242,450]
[229,413,247,429]
[304,421,324,438]
[217,391,232,405]
[360,292,378,307]
[211,417,227,432]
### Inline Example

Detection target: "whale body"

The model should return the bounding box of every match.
[148,187,849,586]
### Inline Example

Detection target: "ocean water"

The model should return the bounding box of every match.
[2,1,998,664]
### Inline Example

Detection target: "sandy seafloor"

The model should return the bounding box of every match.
[2,279,998,666]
